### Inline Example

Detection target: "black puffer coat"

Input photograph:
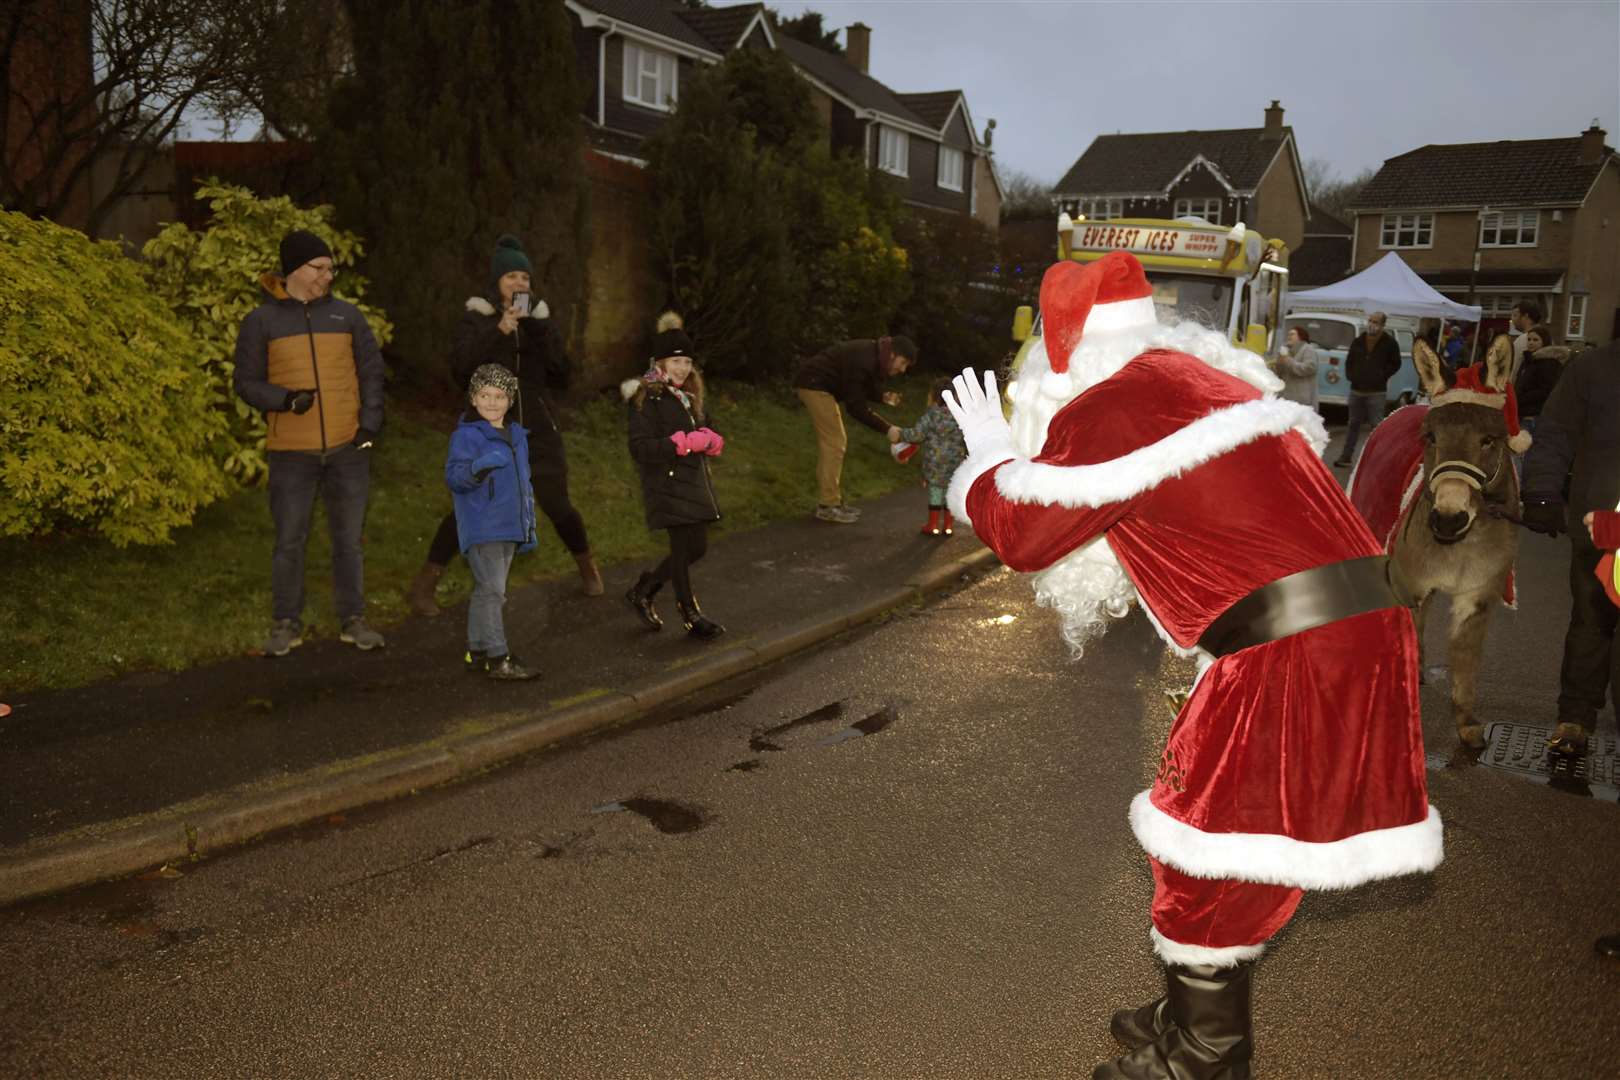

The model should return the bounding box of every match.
[451,296,571,473]
[1515,345,1568,419]
[1523,339,1620,532]
[625,380,721,530]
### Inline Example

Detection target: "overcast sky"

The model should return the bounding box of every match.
[748,0,1620,190]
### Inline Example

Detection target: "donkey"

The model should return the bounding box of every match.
[1353,336,1520,748]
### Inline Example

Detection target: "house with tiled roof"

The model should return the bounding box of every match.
[777,27,1000,227]
[1346,123,1619,345]
[566,1,776,162]
[564,4,999,227]
[1052,101,1310,251]
[1289,204,1354,288]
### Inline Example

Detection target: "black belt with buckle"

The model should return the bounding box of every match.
[1197,555,1413,658]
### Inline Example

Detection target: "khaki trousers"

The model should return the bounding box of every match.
[796,389,847,506]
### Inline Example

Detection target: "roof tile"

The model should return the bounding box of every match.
[1054,128,1291,196]
[1350,137,1615,209]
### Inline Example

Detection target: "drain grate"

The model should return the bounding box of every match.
[1481,723,1620,790]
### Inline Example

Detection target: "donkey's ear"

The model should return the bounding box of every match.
[1412,339,1447,398]
[1483,333,1514,390]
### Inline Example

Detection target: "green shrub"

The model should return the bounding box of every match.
[141,180,395,482]
[0,210,231,545]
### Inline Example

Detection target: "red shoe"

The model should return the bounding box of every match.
[921,508,941,535]
[940,511,954,536]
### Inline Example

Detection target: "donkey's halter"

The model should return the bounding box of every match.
[1429,456,1500,494]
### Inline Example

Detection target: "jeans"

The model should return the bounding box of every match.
[268,446,371,623]
[466,541,517,657]
[797,389,847,506]
[1340,390,1386,462]
[1559,540,1620,730]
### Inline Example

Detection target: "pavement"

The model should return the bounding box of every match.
[0,488,999,907]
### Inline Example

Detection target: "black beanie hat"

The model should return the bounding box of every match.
[279,230,333,278]
[650,310,694,360]
[491,234,533,282]
[891,335,918,360]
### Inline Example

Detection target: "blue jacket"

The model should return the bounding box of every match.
[445,412,537,554]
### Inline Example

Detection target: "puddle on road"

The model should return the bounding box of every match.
[727,759,763,773]
[590,797,707,834]
[751,700,846,751]
[817,703,899,746]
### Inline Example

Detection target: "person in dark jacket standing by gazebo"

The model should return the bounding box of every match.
[621,313,726,640]
[1332,312,1401,468]
[792,335,917,523]
[406,235,602,616]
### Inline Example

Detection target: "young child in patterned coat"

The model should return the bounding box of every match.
[897,378,970,536]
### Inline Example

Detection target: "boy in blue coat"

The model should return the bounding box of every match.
[446,364,539,680]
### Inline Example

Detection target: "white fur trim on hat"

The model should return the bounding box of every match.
[1039,369,1074,399]
[993,397,1326,510]
[1149,928,1266,969]
[1509,430,1532,454]
[1079,295,1157,336]
[1431,389,1504,409]
[1129,791,1444,891]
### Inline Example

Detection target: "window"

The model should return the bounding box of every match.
[937,145,964,191]
[1567,294,1588,340]
[1076,197,1123,220]
[1479,209,1539,248]
[1479,296,1519,318]
[623,42,677,110]
[1379,212,1433,248]
[877,125,908,177]
[1173,197,1222,224]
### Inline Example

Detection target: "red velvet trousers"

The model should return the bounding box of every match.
[1150,858,1303,953]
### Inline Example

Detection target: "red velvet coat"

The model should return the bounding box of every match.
[951,350,1442,890]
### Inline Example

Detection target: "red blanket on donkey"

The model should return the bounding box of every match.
[1347,403,1516,607]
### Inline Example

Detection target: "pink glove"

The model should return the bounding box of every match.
[668,430,693,456]
[695,427,724,456]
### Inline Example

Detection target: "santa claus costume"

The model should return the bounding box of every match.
[944,253,1443,1080]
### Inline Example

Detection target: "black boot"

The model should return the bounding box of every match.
[1093,962,1253,1080]
[1109,994,1170,1050]
[677,597,726,640]
[625,572,663,630]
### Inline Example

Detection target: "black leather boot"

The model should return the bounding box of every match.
[1093,962,1253,1080]
[677,597,725,640]
[1110,994,1170,1050]
[625,572,663,630]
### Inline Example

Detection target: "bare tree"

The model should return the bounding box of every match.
[999,166,1056,221]
[1303,157,1377,222]
[1,0,275,236]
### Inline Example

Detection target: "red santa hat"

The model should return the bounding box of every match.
[1038,253,1159,398]
[1435,362,1532,454]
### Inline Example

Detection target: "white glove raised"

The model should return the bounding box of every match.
[942,366,1014,459]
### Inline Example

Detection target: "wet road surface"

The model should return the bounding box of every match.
[2,531,1617,1078]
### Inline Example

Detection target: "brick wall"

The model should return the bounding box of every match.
[1251,148,1305,252]
[580,150,660,391]
[1566,163,1620,344]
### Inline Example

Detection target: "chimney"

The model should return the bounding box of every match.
[1263,100,1284,137]
[1580,119,1607,165]
[846,22,870,74]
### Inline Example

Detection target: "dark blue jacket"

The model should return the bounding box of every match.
[445,412,536,554]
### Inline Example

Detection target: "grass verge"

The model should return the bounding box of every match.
[1,374,939,694]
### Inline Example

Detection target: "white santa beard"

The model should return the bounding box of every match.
[1005,319,1283,656]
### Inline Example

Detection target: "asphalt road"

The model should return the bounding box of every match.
[2,526,1616,1078]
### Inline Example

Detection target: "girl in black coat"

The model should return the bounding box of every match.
[1515,324,1568,429]
[622,313,726,639]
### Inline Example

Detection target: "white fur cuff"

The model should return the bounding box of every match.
[1150,927,1267,968]
[946,446,1015,526]
[1129,790,1444,891]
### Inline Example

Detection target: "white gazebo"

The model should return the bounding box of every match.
[1287,251,1482,322]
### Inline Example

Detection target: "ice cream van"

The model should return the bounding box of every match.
[1010,213,1291,368]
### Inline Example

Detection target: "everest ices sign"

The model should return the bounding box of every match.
[1073,224,1225,258]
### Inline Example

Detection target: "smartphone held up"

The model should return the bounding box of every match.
[511,291,531,318]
